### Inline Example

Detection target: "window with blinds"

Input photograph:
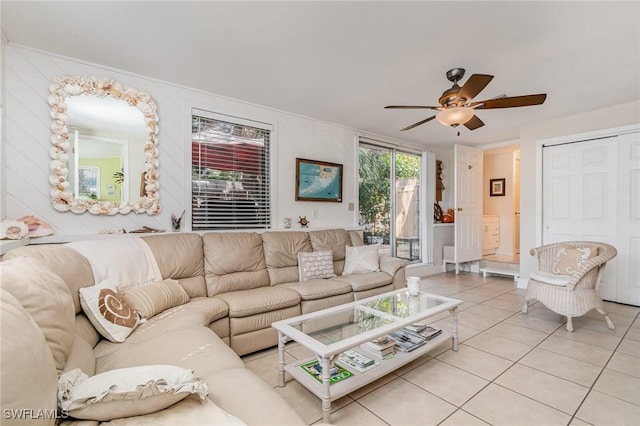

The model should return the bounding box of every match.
[191,112,271,230]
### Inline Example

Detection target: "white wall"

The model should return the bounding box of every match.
[2,44,417,235]
[519,100,640,281]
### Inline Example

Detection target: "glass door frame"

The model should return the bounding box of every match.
[357,138,429,264]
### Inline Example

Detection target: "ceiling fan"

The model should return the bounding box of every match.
[385,68,547,131]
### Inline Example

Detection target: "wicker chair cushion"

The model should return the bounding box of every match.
[530,271,571,286]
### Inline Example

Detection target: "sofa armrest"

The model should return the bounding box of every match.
[380,255,407,276]
[380,256,407,290]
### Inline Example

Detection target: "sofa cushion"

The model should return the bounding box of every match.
[216,287,301,318]
[308,229,350,261]
[203,232,270,296]
[261,231,313,285]
[343,244,380,275]
[1,289,58,426]
[75,313,101,348]
[0,256,76,372]
[58,366,208,421]
[262,231,313,268]
[62,336,96,377]
[298,250,337,281]
[95,327,244,377]
[281,279,353,300]
[141,233,207,298]
[309,229,351,275]
[2,244,94,314]
[79,281,140,343]
[334,271,394,292]
[122,279,190,319]
[206,367,305,426]
[348,230,365,246]
[101,395,246,426]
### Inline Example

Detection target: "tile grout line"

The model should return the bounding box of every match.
[567,309,640,424]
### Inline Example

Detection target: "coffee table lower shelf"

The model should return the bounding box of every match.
[283,331,451,402]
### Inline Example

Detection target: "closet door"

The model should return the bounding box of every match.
[542,136,618,301]
[542,131,639,305]
[616,132,640,306]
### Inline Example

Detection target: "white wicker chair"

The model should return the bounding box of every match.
[522,241,617,332]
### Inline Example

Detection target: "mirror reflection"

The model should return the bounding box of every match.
[49,76,160,215]
[67,95,145,203]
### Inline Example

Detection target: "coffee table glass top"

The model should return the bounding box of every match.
[274,289,460,356]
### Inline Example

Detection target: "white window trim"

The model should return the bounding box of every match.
[185,105,277,232]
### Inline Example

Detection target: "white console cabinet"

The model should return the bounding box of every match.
[483,215,500,255]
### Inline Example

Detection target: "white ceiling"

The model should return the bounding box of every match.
[2,1,639,148]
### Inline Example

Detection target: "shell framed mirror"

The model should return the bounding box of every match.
[48,75,160,215]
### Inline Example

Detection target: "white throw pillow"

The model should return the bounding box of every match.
[79,280,141,343]
[297,250,337,281]
[343,244,380,275]
[57,366,208,421]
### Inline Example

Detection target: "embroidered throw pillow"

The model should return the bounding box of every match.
[79,280,140,343]
[552,245,597,275]
[121,279,190,319]
[57,365,208,421]
[297,250,336,281]
[343,244,380,275]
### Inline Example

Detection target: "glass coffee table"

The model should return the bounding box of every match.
[272,289,463,423]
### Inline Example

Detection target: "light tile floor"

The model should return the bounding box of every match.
[242,272,640,425]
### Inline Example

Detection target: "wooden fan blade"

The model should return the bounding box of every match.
[385,105,441,110]
[457,74,494,102]
[471,94,547,109]
[464,115,485,131]
[401,116,436,131]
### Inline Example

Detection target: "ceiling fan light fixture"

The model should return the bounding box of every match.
[436,107,475,127]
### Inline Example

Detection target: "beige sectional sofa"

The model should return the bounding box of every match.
[0,228,406,425]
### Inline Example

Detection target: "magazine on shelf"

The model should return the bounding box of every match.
[300,359,353,384]
[403,324,442,340]
[417,326,443,340]
[338,350,378,373]
[362,336,396,352]
[389,328,427,352]
[404,323,427,334]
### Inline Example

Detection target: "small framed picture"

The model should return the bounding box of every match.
[490,178,506,197]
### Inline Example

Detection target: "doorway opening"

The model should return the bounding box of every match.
[481,145,521,270]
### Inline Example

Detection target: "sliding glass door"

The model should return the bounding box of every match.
[358,143,422,263]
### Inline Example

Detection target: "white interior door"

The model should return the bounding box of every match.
[542,135,622,302]
[454,144,483,264]
[616,132,640,306]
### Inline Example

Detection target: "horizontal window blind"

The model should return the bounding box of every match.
[192,113,271,230]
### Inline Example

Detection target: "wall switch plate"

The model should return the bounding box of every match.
[348,202,354,211]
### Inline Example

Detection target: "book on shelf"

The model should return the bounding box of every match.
[338,349,378,373]
[359,344,395,360]
[389,328,427,352]
[300,359,353,384]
